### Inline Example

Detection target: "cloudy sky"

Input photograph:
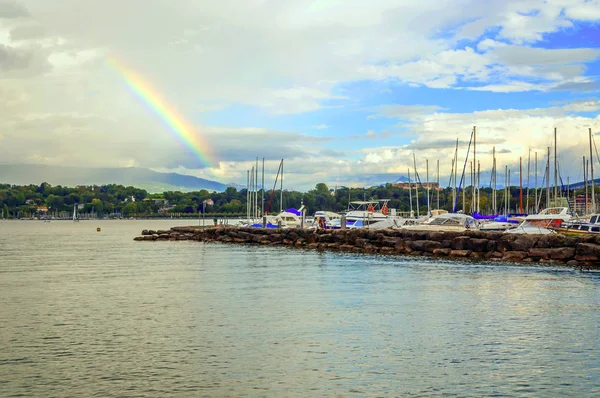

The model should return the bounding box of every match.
[1,0,599,190]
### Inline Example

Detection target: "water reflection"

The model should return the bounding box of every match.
[1,220,599,396]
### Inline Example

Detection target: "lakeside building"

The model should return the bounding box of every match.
[393,182,442,191]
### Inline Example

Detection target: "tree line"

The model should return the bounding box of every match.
[0,181,564,219]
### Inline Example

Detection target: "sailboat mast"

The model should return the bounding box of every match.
[519,156,523,214]
[554,127,558,204]
[250,167,255,220]
[492,147,496,213]
[408,168,413,217]
[583,156,589,215]
[590,127,596,213]
[535,151,538,213]
[426,158,430,215]
[526,149,531,213]
[453,138,458,211]
[280,159,284,213]
[469,161,473,213]
[546,147,551,209]
[437,159,440,210]
[451,158,456,210]
[477,160,481,213]
[246,170,250,222]
[261,158,265,217]
[473,126,476,214]
[413,153,420,217]
[505,165,508,215]
[255,157,259,219]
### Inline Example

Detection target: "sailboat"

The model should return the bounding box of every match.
[73,204,79,222]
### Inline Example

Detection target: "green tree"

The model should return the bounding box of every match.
[2,203,8,218]
[45,194,64,210]
[15,192,25,206]
[122,202,137,216]
[91,198,104,214]
[315,183,329,194]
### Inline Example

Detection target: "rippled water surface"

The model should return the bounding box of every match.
[1,220,600,397]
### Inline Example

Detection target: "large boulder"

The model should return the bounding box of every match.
[528,247,575,261]
[502,251,528,262]
[576,243,600,260]
[470,238,489,252]
[497,235,518,252]
[453,236,471,250]
[450,249,471,258]
[511,236,537,251]
[407,240,442,253]
[433,248,452,256]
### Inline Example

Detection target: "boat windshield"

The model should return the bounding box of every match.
[427,217,463,226]
[521,219,563,228]
[539,207,566,215]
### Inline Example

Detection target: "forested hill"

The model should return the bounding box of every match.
[1,181,533,218]
[0,164,235,193]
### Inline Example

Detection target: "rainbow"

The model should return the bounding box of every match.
[107,56,213,167]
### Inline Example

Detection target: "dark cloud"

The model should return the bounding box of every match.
[0,44,32,70]
[0,0,28,18]
[0,44,51,76]
[9,24,46,40]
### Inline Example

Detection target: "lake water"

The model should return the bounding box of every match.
[1,220,599,397]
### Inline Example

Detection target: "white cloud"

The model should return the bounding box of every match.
[346,101,600,188]
[565,0,600,20]
[0,0,600,189]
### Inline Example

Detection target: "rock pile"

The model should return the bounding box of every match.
[135,227,600,268]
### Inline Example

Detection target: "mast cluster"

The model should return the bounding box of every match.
[407,126,598,217]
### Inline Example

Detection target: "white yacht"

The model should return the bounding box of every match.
[504,207,572,235]
[344,200,407,227]
[271,206,305,229]
[402,213,479,232]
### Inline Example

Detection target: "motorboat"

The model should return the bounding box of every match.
[246,206,306,229]
[402,213,479,232]
[504,207,572,235]
[344,200,407,227]
[479,221,517,232]
[554,213,600,235]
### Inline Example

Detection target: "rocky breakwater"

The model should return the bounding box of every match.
[134,227,600,268]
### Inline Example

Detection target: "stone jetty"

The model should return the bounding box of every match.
[134,226,600,269]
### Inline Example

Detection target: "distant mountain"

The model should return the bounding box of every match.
[0,164,234,193]
[394,176,410,183]
[567,178,600,190]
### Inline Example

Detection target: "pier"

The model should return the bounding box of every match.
[135,226,600,269]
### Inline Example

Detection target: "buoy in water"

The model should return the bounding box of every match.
[96,227,101,232]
